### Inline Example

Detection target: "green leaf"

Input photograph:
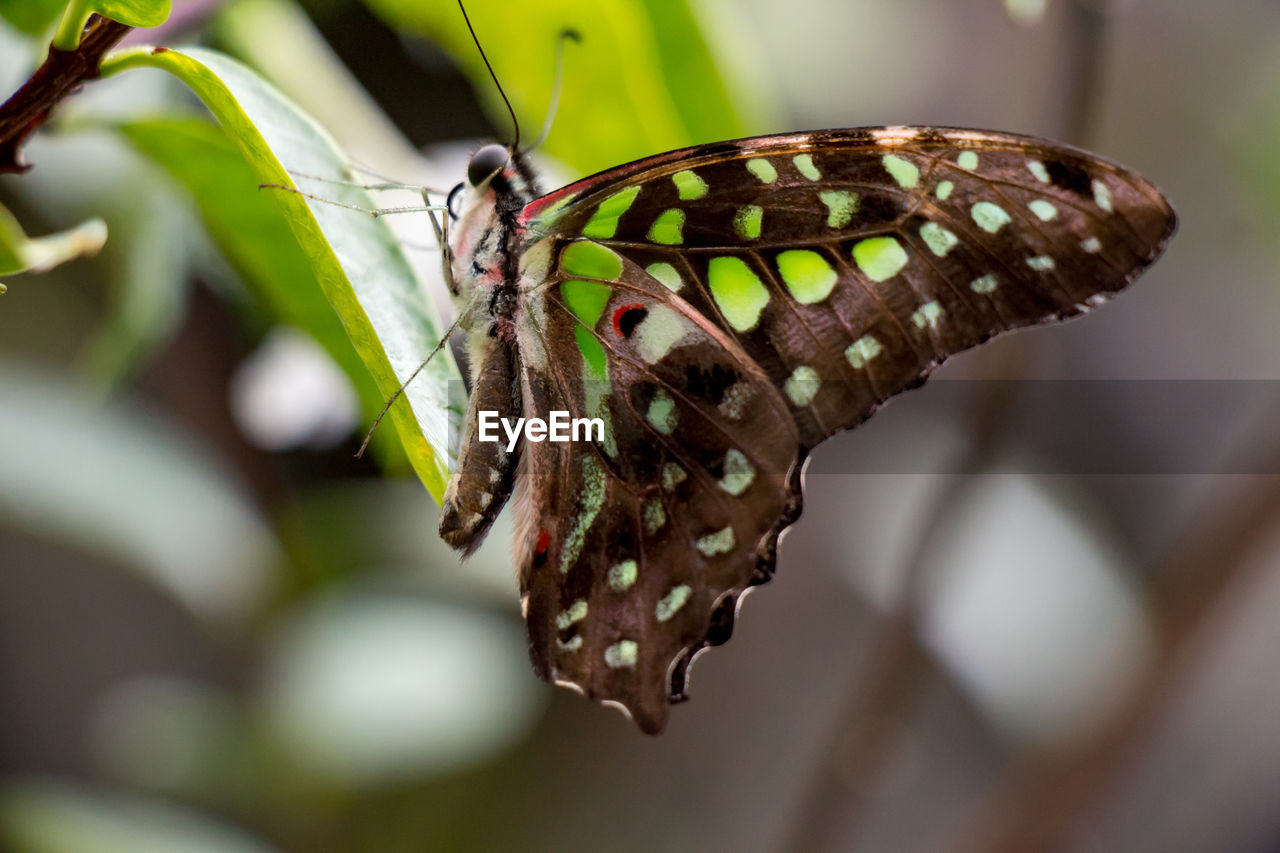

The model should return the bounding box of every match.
[113,118,389,420]
[0,201,106,288]
[52,0,171,49]
[100,46,461,500]
[357,0,752,175]
[0,781,279,853]
[0,0,67,36]
[0,362,280,621]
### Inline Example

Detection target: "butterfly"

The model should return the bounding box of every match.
[434,126,1175,734]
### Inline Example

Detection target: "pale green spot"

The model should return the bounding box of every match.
[604,640,638,668]
[785,366,820,407]
[560,455,606,573]
[746,158,777,183]
[911,300,944,329]
[970,274,999,294]
[696,526,735,557]
[608,560,638,591]
[557,636,583,652]
[958,151,979,170]
[734,205,763,240]
[935,180,954,200]
[555,599,588,630]
[1027,160,1051,183]
[718,449,756,496]
[708,256,770,331]
[882,153,919,189]
[819,190,859,228]
[583,374,616,457]
[648,208,685,244]
[583,186,640,239]
[846,335,883,369]
[852,236,908,282]
[1028,199,1058,221]
[919,222,959,257]
[646,388,677,435]
[634,304,689,364]
[656,585,693,622]
[971,201,1011,233]
[1027,255,1055,271]
[1092,179,1113,212]
[561,241,623,280]
[793,153,820,181]
[661,462,687,492]
[776,249,837,304]
[643,497,666,534]
[673,169,708,200]
[1081,236,1102,253]
[718,382,752,421]
[646,262,683,292]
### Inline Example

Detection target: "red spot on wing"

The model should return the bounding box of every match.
[612,303,645,337]
[535,529,550,555]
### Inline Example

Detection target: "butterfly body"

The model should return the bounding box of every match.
[438,128,1176,733]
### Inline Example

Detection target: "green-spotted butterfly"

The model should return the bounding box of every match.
[434,78,1175,730]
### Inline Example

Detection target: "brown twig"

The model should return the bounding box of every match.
[0,15,134,174]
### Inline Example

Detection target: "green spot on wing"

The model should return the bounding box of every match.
[733,205,763,240]
[708,256,770,331]
[608,560,638,591]
[819,190,859,228]
[746,158,777,183]
[776,249,837,304]
[935,180,954,200]
[560,279,611,327]
[574,326,608,379]
[852,236,908,282]
[672,169,708,200]
[656,585,692,621]
[648,208,685,245]
[646,262,683,292]
[646,388,677,434]
[793,153,820,181]
[561,241,623,280]
[845,335,883,369]
[882,153,919,189]
[919,222,959,257]
[971,201,1011,233]
[785,366,820,406]
[583,186,641,239]
[958,151,979,170]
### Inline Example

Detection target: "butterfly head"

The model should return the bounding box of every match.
[445,143,538,307]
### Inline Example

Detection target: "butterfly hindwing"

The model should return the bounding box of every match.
[524,127,1177,448]
[511,242,800,732]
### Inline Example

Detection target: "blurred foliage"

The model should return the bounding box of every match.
[0,0,66,36]
[0,201,105,283]
[360,0,760,175]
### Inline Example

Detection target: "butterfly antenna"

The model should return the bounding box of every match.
[527,29,581,153]
[356,286,480,459]
[457,0,520,150]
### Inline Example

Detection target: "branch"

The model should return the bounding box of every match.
[0,15,133,174]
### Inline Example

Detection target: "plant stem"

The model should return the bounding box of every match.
[0,15,133,174]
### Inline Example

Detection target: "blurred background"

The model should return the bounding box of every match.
[2,0,1279,850]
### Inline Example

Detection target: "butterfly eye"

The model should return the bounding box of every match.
[467,143,509,187]
[446,182,465,221]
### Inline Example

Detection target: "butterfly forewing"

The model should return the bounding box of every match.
[441,127,1176,732]
[524,128,1176,447]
